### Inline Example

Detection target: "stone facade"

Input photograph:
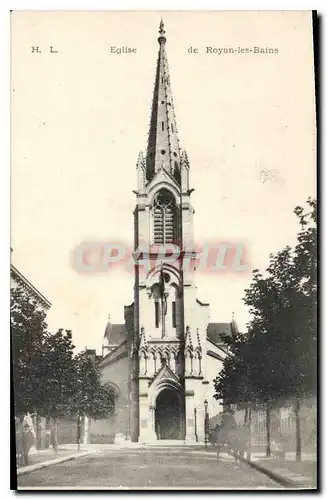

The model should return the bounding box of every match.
[91,22,237,444]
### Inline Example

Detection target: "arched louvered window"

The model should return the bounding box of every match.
[153,189,177,244]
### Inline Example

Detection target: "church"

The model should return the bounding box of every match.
[88,21,238,444]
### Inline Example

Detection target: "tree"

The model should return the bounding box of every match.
[34,329,77,451]
[11,285,48,418]
[68,352,115,450]
[214,331,258,408]
[11,285,49,464]
[291,198,317,460]
[214,198,317,460]
[11,285,116,460]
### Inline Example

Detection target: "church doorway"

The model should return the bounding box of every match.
[155,388,181,440]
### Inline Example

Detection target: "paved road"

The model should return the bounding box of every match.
[18,448,284,490]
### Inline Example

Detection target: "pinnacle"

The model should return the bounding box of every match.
[185,326,193,349]
[196,328,201,347]
[158,19,167,45]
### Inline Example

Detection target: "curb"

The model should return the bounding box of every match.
[239,456,310,488]
[17,450,97,476]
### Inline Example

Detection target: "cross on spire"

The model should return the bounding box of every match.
[158,18,166,44]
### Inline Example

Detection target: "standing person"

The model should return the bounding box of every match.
[219,409,237,459]
[77,418,81,451]
[50,424,57,450]
[45,429,51,449]
[15,417,23,466]
[221,408,237,433]
[22,422,35,466]
[233,423,249,465]
[210,423,220,447]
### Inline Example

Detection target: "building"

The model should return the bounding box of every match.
[89,21,239,445]
[11,265,51,313]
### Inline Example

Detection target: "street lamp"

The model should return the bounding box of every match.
[204,399,208,449]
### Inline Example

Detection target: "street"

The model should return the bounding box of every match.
[18,447,285,489]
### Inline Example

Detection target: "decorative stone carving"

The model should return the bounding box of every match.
[139,350,147,375]
[136,151,146,191]
[194,348,202,376]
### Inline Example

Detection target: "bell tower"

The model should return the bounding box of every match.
[129,21,208,443]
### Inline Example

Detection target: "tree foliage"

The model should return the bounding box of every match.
[35,328,77,419]
[214,198,317,408]
[11,285,115,423]
[11,286,49,417]
[69,352,115,420]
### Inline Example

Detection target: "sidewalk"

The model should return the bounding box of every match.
[16,441,149,476]
[243,452,317,489]
[184,446,317,488]
[18,447,82,469]
[16,444,112,476]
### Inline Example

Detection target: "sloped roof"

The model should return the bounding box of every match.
[104,323,127,346]
[85,349,103,364]
[99,340,128,368]
[149,362,180,387]
[207,322,233,346]
[11,264,51,310]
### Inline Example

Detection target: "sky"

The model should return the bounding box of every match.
[11,10,316,354]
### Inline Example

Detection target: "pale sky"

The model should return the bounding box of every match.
[11,10,316,353]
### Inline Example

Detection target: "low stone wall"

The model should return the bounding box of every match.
[209,396,317,456]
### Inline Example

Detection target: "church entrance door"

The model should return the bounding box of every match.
[155,388,181,440]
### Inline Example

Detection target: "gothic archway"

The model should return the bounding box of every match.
[155,388,181,440]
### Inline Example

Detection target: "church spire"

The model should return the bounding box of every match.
[104,314,112,342]
[146,20,181,183]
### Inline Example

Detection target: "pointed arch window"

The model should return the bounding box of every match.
[153,189,177,244]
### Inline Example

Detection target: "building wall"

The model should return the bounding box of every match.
[227,396,317,454]
[57,417,80,445]
[90,346,130,443]
[203,351,225,417]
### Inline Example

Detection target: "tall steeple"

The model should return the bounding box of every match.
[146,20,181,184]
